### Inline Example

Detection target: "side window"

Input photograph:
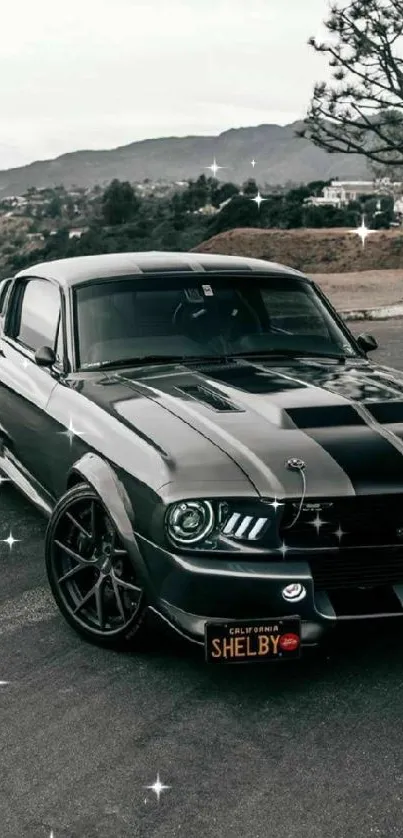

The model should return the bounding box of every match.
[16,279,61,352]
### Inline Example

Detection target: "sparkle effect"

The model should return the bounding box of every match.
[309,512,328,534]
[59,418,85,446]
[267,498,284,512]
[251,159,257,168]
[278,541,289,558]
[145,773,171,802]
[205,158,225,178]
[349,215,377,248]
[1,531,20,550]
[334,525,346,542]
[249,191,267,210]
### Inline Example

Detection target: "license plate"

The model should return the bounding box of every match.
[205,617,301,663]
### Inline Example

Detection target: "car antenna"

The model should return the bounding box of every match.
[282,458,306,530]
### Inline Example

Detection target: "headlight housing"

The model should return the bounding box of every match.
[165,498,279,550]
[166,500,215,545]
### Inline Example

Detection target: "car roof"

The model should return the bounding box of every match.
[15,251,311,288]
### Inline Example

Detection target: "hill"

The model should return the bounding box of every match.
[0,122,371,198]
[193,227,403,274]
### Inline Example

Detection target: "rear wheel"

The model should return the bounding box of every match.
[45,483,146,647]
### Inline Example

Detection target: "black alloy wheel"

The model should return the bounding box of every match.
[45,483,146,647]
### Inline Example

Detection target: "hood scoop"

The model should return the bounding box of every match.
[364,401,403,424]
[177,384,244,413]
[287,404,366,429]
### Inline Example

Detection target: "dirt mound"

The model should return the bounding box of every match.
[192,227,403,274]
[310,270,403,311]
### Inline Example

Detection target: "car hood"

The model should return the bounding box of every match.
[86,356,403,499]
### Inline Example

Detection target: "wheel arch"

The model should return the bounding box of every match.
[67,452,138,553]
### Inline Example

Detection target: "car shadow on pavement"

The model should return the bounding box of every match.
[132,611,403,697]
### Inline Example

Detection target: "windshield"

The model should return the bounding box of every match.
[73,273,359,369]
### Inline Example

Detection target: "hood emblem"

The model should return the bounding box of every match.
[286,458,306,471]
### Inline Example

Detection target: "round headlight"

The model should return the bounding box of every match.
[166,501,215,545]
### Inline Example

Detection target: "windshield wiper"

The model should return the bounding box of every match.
[82,349,348,371]
[231,349,348,361]
[81,354,232,370]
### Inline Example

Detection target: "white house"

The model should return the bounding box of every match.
[68,227,88,239]
[305,178,403,209]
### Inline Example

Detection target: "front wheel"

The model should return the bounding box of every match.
[45,483,147,648]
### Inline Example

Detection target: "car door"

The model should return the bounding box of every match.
[0,275,64,498]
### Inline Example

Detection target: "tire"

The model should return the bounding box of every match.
[45,482,147,648]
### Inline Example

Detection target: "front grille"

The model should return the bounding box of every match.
[308,547,403,591]
[280,494,403,591]
[280,495,403,549]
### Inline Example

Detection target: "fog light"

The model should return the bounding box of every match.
[282,583,306,602]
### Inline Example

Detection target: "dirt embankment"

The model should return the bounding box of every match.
[193,227,403,311]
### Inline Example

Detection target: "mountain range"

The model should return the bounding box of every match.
[0,121,371,197]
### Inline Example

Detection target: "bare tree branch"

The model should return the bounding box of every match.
[300,0,403,166]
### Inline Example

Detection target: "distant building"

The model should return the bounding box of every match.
[68,227,88,239]
[194,196,239,216]
[305,178,403,210]
[26,233,44,241]
[394,197,403,215]
[193,203,218,216]
[2,195,27,206]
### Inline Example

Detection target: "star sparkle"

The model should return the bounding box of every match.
[309,512,328,534]
[333,525,346,542]
[349,215,377,248]
[251,159,257,168]
[267,498,284,513]
[1,531,20,550]
[278,540,289,557]
[145,773,171,802]
[249,191,267,210]
[205,158,225,178]
[59,418,85,446]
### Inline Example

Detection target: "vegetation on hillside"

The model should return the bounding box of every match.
[0,175,396,278]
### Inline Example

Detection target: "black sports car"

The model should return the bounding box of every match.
[0,250,402,662]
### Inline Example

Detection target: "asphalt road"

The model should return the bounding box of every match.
[1,318,403,838]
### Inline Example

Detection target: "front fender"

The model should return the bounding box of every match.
[67,452,156,596]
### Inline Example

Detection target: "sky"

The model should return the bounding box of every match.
[0,0,332,169]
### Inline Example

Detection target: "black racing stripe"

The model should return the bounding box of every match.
[295,424,403,493]
[365,401,403,423]
[287,405,366,429]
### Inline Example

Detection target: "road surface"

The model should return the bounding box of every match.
[0,318,402,838]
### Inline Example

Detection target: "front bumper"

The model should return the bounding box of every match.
[136,535,377,646]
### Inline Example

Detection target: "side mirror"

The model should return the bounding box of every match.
[356,333,378,353]
[35,345,56,367]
